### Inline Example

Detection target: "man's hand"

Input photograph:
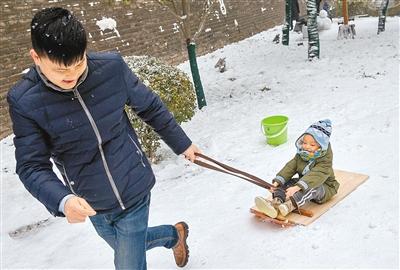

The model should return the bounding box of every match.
[285,186,301,199]
[64,196,96,223]
[182,144,201,162]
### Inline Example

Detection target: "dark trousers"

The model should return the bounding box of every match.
[273,178,325,207]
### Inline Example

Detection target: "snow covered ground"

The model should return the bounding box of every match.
[1,17,399,269]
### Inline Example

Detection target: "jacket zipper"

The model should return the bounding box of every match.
[128,133,146,167]
[73,88,126,210]
[62,164,78,196]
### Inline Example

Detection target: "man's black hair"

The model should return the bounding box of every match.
[31,7,87,66]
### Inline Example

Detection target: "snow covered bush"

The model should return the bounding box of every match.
[124,55,196,162]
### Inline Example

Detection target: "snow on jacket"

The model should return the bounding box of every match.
[274,144,339,203]
[7,52,192,217]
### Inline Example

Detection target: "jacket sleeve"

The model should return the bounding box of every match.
[296,148,333,190]
[8,94,72,217]
[121,58,192,155]
[274,155,298,186]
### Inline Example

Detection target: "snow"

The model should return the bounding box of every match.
[20,68,30,74]
[1,17,399,269]
[317,10,332,30]
[218,0,227,15]
[96,17,120,37]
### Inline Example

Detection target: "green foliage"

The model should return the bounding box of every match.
[124,55,196,163]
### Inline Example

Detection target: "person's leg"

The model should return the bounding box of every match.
[292,185,325,207]
[90,203,147,270]
[278,185,325,216]
[90,194,181,269]
[146,225,178,250]
[115,194,180,269]
[113,198,149,270]
[89,212,117,250]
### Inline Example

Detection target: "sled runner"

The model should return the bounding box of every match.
[250,207,312,228]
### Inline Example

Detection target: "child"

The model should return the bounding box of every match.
[255,119,339,218]
[7,7,199,268]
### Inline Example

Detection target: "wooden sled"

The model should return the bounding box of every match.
[250,207,312,228]
[251,169,369,227]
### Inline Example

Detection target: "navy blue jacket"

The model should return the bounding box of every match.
[7,52,192,216]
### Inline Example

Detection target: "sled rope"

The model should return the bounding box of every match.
[194,153,274,190]
[194,153,314,218]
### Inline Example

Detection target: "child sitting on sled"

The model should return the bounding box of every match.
[255,119,340,218]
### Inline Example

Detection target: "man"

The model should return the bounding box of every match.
[8,7,199,269]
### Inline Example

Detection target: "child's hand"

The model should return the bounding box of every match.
[285,186,301,198]
[270,181,280,191]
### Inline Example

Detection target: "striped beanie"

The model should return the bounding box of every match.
[304,119,332,151]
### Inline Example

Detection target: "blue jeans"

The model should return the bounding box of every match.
[89,194,178,270]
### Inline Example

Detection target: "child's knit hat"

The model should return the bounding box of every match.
[303,119,332,151]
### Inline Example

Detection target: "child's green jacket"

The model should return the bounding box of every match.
[275,144,340,203]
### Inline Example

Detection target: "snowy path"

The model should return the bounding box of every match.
[1,17,398,269]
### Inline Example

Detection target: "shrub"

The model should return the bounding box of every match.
[124,55,196,163]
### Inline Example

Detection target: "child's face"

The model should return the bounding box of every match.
[301,134,320,153]
[30,49,87,90]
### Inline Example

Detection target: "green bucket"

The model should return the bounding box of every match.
[261,115,289,146]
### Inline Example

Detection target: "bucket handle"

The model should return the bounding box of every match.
[261,123,267,135]
[261,123,288,139]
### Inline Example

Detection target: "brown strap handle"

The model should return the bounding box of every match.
[194,153,274,190]
[193,153,314,218]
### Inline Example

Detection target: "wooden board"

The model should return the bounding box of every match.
[251,169,369,226]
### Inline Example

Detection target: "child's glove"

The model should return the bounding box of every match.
[272,187,286,203]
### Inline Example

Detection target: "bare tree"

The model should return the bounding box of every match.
[156,0,216,109]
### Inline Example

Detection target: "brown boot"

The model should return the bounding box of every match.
[173,222,189,267]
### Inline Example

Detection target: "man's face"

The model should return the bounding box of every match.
[30,49,87,90]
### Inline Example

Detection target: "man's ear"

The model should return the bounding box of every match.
[30,49,41,66]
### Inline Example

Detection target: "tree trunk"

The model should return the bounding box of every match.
[187,42,207,109]
[307,0,319,59]
[377,0,390,34]
[282,0,292,45]
[342,0,349,25]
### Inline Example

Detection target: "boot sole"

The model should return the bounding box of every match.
[254,197,278,218]
[176,221,189,267]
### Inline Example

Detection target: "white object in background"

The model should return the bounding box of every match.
[96,17,120,37]
[317,10,332,30]
[302,25,308,39]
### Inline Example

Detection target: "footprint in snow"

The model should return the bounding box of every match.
[8,218,55,239]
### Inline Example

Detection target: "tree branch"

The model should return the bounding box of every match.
[193,0,216,41]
